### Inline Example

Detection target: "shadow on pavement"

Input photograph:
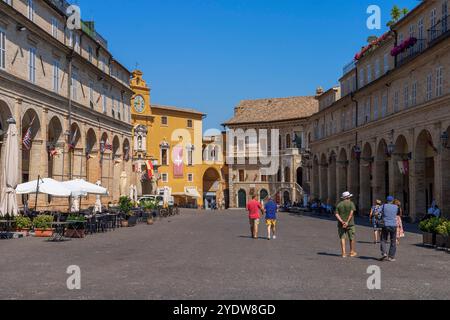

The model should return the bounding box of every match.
[317,252,342,258]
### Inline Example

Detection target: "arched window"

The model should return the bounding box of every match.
[286,134,291,149]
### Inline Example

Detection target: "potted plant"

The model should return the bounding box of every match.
[15,216,32,236]
[435,220,449,249]
[33,215,54,237]
[119,196,134,227]
[419,217,441,247]
[65,215,86,238]
[143,200,157,225]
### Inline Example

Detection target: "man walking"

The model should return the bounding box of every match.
[335,192,357,258]
[246,195,264,239]
[264,197,278,240]
[379,196,399,262]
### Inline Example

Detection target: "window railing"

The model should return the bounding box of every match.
[343,60,356,75]
[428,15,449,45]
[397,39,427,67]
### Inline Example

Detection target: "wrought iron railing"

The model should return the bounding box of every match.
[428,15,449,45]
[397,39,427,67]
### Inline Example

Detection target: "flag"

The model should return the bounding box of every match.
[398,161,405,175]
[104,140,113,151]
[173,146,184,177]
[23,127,32,150]
[68,128,78,150]
[146,160,154,179]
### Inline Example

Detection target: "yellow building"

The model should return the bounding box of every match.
[130,70,228,208]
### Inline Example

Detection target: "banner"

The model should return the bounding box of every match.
[173,146,184,178]
[146,160,154,179]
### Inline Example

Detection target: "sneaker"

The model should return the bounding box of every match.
[342,254,347,258]
[273,236,277,240]
[379,255,388,261]
[349,252,358,257]
[267,237,271,241]
[388,257,396,262]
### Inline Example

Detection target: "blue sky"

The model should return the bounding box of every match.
[75,0,418,131]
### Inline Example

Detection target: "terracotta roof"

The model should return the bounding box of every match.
[223,96,318,126]
[151,104,206,116]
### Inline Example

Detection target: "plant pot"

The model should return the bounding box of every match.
[422,232,436,246]
[121,220,129,228]
[16,228,30,236]
[147,218,154,225]
[435,234,448,248]
[34,228,54,238]
[447,236,450,249]
[128,216,138,227]
[65,229,85,239]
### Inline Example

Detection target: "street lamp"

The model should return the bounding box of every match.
[441,131,450,149]
[100,140,105,154]
[387,143,396,157]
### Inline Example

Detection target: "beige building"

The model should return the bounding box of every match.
[225,0,449,221]
[306,0,450,221]
[224,97,318,208]
[0,0,134,210]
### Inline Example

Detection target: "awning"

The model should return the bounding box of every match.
[172,188,201,199]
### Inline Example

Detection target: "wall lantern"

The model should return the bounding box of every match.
[441,131,450,149]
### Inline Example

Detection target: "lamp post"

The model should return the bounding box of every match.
[387,143,396,157]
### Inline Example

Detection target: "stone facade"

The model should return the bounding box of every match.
[0,0,134,210]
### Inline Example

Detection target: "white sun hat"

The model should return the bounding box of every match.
[341,191,353,199]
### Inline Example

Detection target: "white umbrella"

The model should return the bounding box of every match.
[16,178,72,197]
[0,119,19,217]
[62,179,108,196]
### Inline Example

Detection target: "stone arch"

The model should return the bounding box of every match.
[112,135,121,157]
[85,128,97,182]
[123,138,131,161]
[69,122,83,180]
[375,139,389,202]
[203,167,222,209]
[442,126,450,217]
[415,129,437,219]
[21,109,41,183]
[47,116,63,180]
[284,166,291,183]
[337,148,348,196]
[319,153,328,201]
[360,142,374,213]
[296,167,303,187]
[283,190,291,204]
[328,150,337,205]
[237,189,247,208]
[312,155,320,198]
[393,135,410,216]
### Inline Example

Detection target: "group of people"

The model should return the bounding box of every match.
[336,192,405,261]
[245,191,409,262]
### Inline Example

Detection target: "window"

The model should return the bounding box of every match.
[111,96,116,118]
[28,47,36,84]
[187,119,193,128]
[430,8,437,40]
[426,73,433,101]
[412,81,417,106]
[89,81,94,108]
[71,67,78,100]
[68,30,73,48]
[0,28,5,70]
[261,175,267,182]
[367,65,372,83]
[403,83,409,108]
[161,148,168,166]
[74,34,80,53]
[436,66,443,97]
[52,60,59,93]
[161,116,168,126]
[381,92,387,117]
[375,59,380,79]
[51,17,58,38]
[102,91,108,113]
[118,99,122,120]
[341,109,346,131]
[239,170,245,182]
[161,173,168,183]
[418,18,424,50]
[393,90,399,112]
[359,69,365,88]
[373,95,379,120]
[383,53,389,74]
[187,174,194,182]
[187,148,193,166]
[286,134,291,149]
[443,1,449,32]
[365,98,371,123]
[28,0,34,21]
[88,46,93,63]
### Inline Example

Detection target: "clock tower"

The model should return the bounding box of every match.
[130,70,154,162]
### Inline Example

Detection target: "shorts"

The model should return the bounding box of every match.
[266,219,277,227]
[249,218,260,226]
[338,225,356,240]
[372,220,381,230]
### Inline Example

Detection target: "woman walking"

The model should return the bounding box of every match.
[369,200,383,244]
[395,199,405,245]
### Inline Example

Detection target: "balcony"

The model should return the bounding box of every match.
[428,15,449,47]
[397,39,427,67]
[343,60,356,75]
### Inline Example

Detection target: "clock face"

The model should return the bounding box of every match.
[134,95,145,113]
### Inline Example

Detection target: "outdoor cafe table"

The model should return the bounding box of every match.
[49,222,71,242]
[0,220,14,239]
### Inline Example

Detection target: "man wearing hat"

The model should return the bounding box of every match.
[379,196,400,262]
[335,192,357,258]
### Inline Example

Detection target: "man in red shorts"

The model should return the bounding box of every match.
[247,195,264,239]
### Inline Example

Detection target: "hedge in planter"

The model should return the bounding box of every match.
[33,215,54,237]
[14,216,32,235]
[119,196,135,227]
[435,221,449,249]
[419,217,444,247]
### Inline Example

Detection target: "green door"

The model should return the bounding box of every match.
[238,190,247,208]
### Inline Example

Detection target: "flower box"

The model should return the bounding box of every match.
[435,234,448,248]
[34,228,54,238]
[422,232,436,247]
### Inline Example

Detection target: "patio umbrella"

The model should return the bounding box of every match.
[62,179,108,197]
[16,178,72,197]
[0,119,19,217]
